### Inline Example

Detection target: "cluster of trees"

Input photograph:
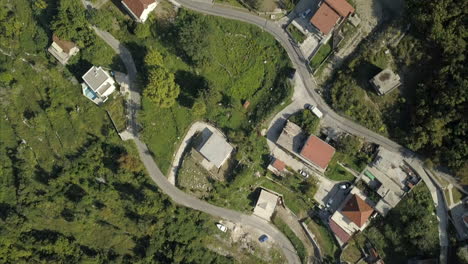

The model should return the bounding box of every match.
[330,0,466,182]
[403,0,467,182]
[0,53,232,263]
[143,49,180,108]
[289,109,320,134]
[362,185,439,262]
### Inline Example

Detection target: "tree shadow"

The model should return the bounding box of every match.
[66,59,93,80]
[352,61,382,88]
[34,165,63,185]
[65,184,87,202]
[247,187,262,207]
[113,182,144,202]
[175,70,209,108]
[124,41,148,72]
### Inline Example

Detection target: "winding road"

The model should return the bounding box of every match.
[91,0,452,263]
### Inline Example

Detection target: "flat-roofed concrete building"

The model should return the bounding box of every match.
[81,66,116,105]
[370,68,401,95]
[48,35,79,65]
[253,189,279,221]
[276,121,306,154]
[195,128,233,171]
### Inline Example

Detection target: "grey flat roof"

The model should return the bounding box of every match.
[198,128,233,169]
[276,121,306,153]
[253,190,278,220]
[82,66,111,92]
[370,68,401,95]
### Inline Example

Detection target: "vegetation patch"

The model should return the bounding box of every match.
[310,43,331,69]
[325,159,355,182]
[287,24,306,44]
[103,94,127,132]
[272,215,307,264]
[305,218,340,262]
[288,109,320,135]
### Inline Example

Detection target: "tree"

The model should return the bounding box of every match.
[0,72,14,86]
[144,68,180,108]
[177,10,212,64]
[337,134,362,155]
[144,49,164,68]
[192,100,206,116]
[289,110,320,134]
[134,22,151,39]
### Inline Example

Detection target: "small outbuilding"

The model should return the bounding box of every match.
[48,34,79,65]
[267,158,286,176]
[370,68,401,95]
[253,189,279,221]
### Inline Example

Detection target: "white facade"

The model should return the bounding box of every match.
[81,66,116,105]
[139,2,157,23]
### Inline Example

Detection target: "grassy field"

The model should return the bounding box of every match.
[103,93,127,132]
[310,43,332,69]
[341,238,363,263]
[272,215,307,264]
[305,218,340,261]
[287,24,306,44]
[132,10,291,174]
[325,157,356,182]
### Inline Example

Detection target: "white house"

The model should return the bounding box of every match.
[81,66,116,105]
[48,34,79,65]
[121,0,157,23]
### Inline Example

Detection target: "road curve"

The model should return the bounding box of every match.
[92,16,301,264]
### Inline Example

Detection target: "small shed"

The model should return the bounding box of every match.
[253,189,279,221]
[370,68,401,95]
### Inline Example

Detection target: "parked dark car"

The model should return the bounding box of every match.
[258,234,269,243]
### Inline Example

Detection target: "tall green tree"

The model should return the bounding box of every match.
[144,68,180,108]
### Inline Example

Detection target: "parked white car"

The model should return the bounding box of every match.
[216,223,227,232]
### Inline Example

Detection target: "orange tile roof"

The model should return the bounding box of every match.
[299,135,335,169]
[329,219,352,243]
[122,0,155,17]
[310,3,341,35]
[272,159,286,171]
[325,0,355,17]
[342,195,374,227]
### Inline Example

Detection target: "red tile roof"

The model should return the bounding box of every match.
[325,0,355,17]
[52,34,77,53]
[342,195,374,227]
[329,219,351,243]
[310,3,341,35]
[272,159,286,172]
[299,135,335,169]
[122,0,155,17]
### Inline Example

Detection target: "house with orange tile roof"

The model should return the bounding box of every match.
[310,0,355,35]
[299,135,335,172]
[121,0,157,23]
[330,189,375,245]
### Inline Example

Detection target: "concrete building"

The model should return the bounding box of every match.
[253,189,279,221]
[121,0,157,23]
[370,68,401,95]
[48,35,79,65]
[81,66,116,105]
[276,121,306,154]
[195,128,233,171]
